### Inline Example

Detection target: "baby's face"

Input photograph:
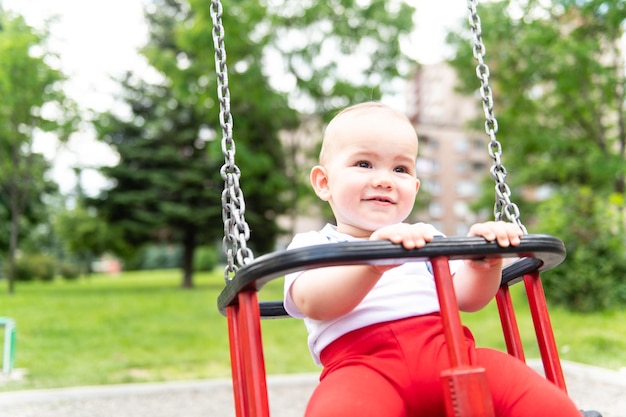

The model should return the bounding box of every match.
[318,108,420,238]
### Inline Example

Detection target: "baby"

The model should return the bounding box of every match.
[283,102,581,416]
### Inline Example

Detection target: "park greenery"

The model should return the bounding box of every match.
[0,0,625,312]
[0,11,78,295]
[1,0,415,289]
[448,0,626,311]
[1,270,625,391]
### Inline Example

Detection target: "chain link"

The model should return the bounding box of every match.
[466,0,527,234]
[211,0,255,281]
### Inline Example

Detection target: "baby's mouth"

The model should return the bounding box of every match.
[365,196,394,204]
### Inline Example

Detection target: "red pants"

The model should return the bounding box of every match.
[306,314,581,417]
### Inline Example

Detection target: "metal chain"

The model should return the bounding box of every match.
[466,0,527,234]
[210,0,255,281]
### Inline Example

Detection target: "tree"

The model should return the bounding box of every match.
[93,0,416,287]
[94,77,229,288]
[447,0,626,310]
[53,203,113,276]
[0,10,76,293]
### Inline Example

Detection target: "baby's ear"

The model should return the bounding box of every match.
[310,165,331,201]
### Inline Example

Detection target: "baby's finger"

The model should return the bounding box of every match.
[468,223,496,241]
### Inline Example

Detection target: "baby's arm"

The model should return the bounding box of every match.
[289,263,382,321]
[290,223,435,321]
[453,221,523,312]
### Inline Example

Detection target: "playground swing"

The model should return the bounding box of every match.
[210,1,602,416]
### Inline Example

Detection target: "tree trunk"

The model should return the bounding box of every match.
[7,179,20,295]
[180,228,196,288]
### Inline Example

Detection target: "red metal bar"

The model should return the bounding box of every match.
[226,305,248,417]
[431,257,470,368]
[431,257,495,417]
[523,272,567,392]
[440,367,496,417]
[238,290,271,417]
[495,286,526,361]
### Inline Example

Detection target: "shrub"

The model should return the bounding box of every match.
[59,262,81,280]
[193,246,218,271]
[13,254,56,282]
[141,244,182,270]
[536,188,626,312]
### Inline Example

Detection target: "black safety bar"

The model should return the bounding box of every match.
[218,234,566,316]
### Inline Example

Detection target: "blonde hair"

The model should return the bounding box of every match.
[319,101,412,165]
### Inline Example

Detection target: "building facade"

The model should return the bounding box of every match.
[406,62,493,236]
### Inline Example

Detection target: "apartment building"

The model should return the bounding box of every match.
[406,62,492,236]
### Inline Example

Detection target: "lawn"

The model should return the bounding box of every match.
[0,268,624,392]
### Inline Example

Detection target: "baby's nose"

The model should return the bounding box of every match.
[371,172,393,188]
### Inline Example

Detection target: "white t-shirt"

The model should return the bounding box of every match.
[283,223,462,365]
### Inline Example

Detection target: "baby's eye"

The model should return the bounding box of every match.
[356,161,371,168]
[394,166,409,173]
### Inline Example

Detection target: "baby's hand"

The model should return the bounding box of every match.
[466,221,523,270]
[468,221,523,247]
[370,223,434,250]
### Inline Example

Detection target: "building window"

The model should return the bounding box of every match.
[456,181,479,197]
[417,158,440,174]
[453,201,469,218]
[429,201,443,218]
[455,161,469,174]
[454,139,469,152]
[422,180,441,196]
[417,157,433,174]
[472,161,487,173]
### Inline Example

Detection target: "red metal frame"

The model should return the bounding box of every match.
[227,290,270,417]
[523,272,567,391]
[496,285,526,361]
[224,259,568,416]
[431,257,495,417]
[227,304,247,417]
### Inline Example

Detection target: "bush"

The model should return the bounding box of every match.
[59,262,81,280]
[193,246,218,271]
[12,258,35,282]
[535,188,626,312]
[141,244,182,270]
[13,254,57,282]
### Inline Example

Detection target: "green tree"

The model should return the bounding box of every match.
[94,77,227,288]
[533,186,626,311]
[93,0,416,287]
[447,0,626,310]
[0,10,76,293]
[53,203,114,276]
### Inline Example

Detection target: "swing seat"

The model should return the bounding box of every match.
[218,234,602,417]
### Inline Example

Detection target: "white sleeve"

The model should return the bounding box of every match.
[282,231,331,318]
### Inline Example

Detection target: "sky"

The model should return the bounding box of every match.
[2,0,466,196]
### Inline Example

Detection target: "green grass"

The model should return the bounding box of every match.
[0,269,315,392]
[463,285,626,370]
[0,269,624,392]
